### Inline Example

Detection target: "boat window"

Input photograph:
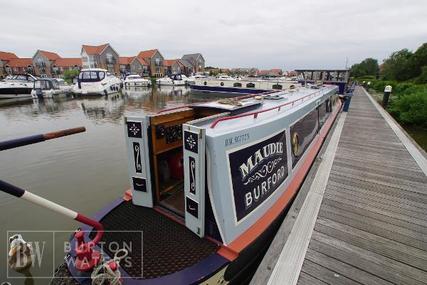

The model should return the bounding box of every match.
[204,81,207,86]
[233,82,242,87]
[246,83,255,88]
[90,72,98,79]
[98,71,105,80]
[35,80,50,90]
[220,82,224,86]
[272,84,282,90]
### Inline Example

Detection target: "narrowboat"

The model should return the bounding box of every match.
[49,83,341,284]
[190,77,298,95]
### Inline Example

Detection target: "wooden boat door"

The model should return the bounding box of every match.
[182,124,206,237]
[124,116,154,208]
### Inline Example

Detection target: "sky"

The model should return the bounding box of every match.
[0,0,426,70]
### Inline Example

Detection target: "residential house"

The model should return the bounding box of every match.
[81,43,120,75]
[130,57,149,76]
[257,69,283,77]
[0,51,18,78]
[164,59,187,75]
[119,57,134,75]
[136,49,164,77]
[6,58,34,75]
[32,50,61,77]
[53,58,82,74]
[182,53,205,73]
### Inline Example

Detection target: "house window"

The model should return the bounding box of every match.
[272,84,282,90]
[233,82,242,87]
[246,83,255,88]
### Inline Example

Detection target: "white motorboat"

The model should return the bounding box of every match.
[156,74,186,86]
[0,74,36,99]
[31,78,71,99]
[73,68,122,96]
[124,75,151,87]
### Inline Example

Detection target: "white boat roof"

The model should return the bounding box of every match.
[192,85,338,136]
[81,68,108,72]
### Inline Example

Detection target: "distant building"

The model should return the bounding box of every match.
[0,51,19,78]
[53,58,82,74]
[119,57,134,75]
[164,59,187,75]
[32,50,61,77]
[81,43,120,75]
[130,57,150,76]
[257,68,283,77]
[136,49,164,77]
[6,58,34,75]
[181,53,205,73]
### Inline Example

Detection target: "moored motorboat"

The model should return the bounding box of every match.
[73,68,122,96]
[124,74,151,87]
[31,78,70,99]
[48,84,342,284]
[0,74,36,99]
[156,74,186,86]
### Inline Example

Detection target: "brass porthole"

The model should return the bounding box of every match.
[292,132,300,156]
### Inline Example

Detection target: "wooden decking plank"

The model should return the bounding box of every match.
[300,259,361,285]
[319,204,427,250]
[310,231,427,284]
[304,249,393,285]
[328,174,427,204]
[322,197,427,234]
[324,189,427,221]
[297,272,329,285]
[315,217,427,271]
[327,183,427,213]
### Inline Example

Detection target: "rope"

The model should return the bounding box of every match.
[91,248,128,285]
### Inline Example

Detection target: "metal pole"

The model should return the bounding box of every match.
[0,179,103,246]
[0,127,86,151]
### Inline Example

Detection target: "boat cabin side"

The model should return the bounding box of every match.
[124,86,339,245]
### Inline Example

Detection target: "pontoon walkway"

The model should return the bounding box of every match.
[251,86,427,285]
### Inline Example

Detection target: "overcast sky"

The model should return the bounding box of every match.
[1,0,426,70]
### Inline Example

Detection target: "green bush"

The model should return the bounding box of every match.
[63,69,80,84]
[389,91,427,127]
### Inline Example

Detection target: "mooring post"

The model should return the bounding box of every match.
[382,84,392,108]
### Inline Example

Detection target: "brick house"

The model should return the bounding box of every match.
[164,59,187,75]
[32,50,61,77]
[53,58,82,75]
[81,43,120,75]
[5,58,34,75]
[136,49,164,77]
[181,53,205,73]
[0,51,19,78]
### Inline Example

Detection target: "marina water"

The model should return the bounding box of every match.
[0,87,215,284]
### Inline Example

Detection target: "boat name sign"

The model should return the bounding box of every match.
[228,130,288,222]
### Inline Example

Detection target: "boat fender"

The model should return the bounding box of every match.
[91,248,128,285]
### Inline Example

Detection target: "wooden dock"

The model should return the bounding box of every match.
[251,86,427,285]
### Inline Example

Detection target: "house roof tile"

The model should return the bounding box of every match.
[137,49,158,59]
[119,56,135,65]
[39,50,61,60]
[0,51,18,61]
[7,58,33,68]
[54,58,82,67]
[82,44,109,55]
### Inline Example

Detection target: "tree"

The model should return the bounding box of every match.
[381,49,415,81]
[350,58,379,78]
